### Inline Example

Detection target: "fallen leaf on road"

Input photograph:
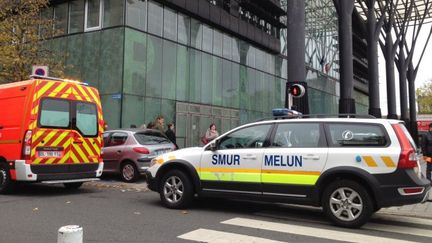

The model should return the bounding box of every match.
[33,208,39,211]
[121,189,126,192]
[134,212,141,215]
[66,201,71,204]
[182,211,188,214]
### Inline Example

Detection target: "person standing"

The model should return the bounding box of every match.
[204,123,219,144]
[166,123,178,149]
[421,123,432,182]
[154,115,166,135]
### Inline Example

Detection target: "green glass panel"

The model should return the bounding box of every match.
[161,99,176,125]
[144,97,162,125]
[82,31,101,88]
[126,0,147,31]
[124,28,146,96]
[190,19,202,50]
[148,1,163,36]
[177,14,190,45]
[69,0,84,34]
[65,34,83,79]
[246,68,256,111]
[222,34,232,60]
[222,60,232,107]
[189,49,201,103]
[231,63,240,109]
[213,29,222,57]
[99,28,124,94]
[201,52,213,105]
[54,3,68,35]
[202,25,213,53]
[162,40,177,99]
[239,66,248,110]
[104,0,124,28]
[101,94,121,129]
[212,57,223,106]
[176,45,189,101]
[163,8,177,41]
[146,35,163,97]
[122,94,145,129]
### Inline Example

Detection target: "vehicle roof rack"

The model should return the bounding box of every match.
[301,114,376,119]
[30,75,88,86]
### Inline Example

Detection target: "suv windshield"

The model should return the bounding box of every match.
[134,131,170,145]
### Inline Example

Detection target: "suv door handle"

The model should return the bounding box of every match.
[242,155,257,160]
[304,155,320,160]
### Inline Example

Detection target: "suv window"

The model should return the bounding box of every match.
[272,123,321,148]
[39,98,70,128]
[218,124,272,149]
[134,131,171,145]
[327,123,388,147]
[76,102,98,137]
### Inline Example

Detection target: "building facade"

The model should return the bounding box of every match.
[47,0,368,147]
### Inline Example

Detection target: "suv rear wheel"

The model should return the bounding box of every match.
[322,180,373,228]
[159,170,193,209]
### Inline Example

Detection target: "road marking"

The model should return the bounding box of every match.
[177,228,286,243]
[222,217,417,243]
[364,223,432,238]
[373,214,432,227]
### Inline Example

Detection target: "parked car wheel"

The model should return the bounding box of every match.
[322,180,373,228]
[63,182,83,190]
[159,170,193,209]
[121,161,139,183]
[0,164,14,194]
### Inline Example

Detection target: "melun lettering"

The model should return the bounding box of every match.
[264,155,303,167]
[212,154,240,165]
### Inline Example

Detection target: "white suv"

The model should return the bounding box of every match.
[146,111,430,228]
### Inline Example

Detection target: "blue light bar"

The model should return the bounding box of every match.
[272,108,302,117]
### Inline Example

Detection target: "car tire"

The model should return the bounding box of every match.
[159,170,193,209]
[0,164,14,194]
[322,180,373,228]
[120,161,139,183]
[63,182,84,190]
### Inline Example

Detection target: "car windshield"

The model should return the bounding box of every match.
[134,131,171,145]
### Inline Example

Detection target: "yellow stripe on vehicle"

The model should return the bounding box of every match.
[70,151,80,164]
[36,82,55,100]
[261,174,319,185]
[381,156,396,167]
[363,156,378,167]
[48,82,68,97]
[82,141,97,160]
[75,85,92,102]
[73,145,89,163]
[262,170,321,176]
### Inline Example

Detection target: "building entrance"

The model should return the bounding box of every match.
[175,102,240,148]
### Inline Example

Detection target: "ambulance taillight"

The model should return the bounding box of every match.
[392,124,418,169]
[21,130,33,160]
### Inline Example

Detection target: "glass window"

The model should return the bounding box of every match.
[85,0,102,31]
[176,45,189,101]
[218,124,272,149]
[232,38,240,63]
[272,123,321,148]
[122,95,144,128]
[103,0,124,27]
[201,53,213,105]
[99,28,124,94]
[162,40,177,99]
[135,131,171,145]
[148,1,163,36]
[222,34,232,60]
[327,123,388,147]
[146,35,163,98]
[231,63,240,109]
[246,68,256,111]
[202,25,213,53]
[247,46,255,68]
[212,57,223,106]
[54,3,68,35]
[81,31,101,88]
[108,132,128,146]
[163,8,177,41]
[177,14,190,45]
[222,60,232,107]
[189,49,202,103]
[39,99,70,128]
[76,102,98,137]
[126,0,147,31]
[124,29,146,96]
[213,29,222,56]
[190,19,203,50]
[69,0,84,33]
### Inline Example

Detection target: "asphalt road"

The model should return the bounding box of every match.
[1,176,432,243]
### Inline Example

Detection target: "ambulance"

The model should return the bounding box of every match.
[146,109,431,228]
[0,76,104,193]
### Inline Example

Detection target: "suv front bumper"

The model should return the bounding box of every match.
[145,170,158,192]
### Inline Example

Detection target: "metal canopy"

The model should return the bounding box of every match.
[355,0,432,25]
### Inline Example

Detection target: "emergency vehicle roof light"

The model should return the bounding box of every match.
[272,108,302,119]
[30,75,89,86]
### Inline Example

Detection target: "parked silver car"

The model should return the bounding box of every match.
[102,129,176,182]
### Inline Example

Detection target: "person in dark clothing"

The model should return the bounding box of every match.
[421,123,432,182]
[165,123,178,149]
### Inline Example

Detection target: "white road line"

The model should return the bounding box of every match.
[373,214,432,227]
[364,223,432,238]
[222,217,417,243]
[177,228,286,243]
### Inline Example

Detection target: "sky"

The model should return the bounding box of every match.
[378,23,432,116]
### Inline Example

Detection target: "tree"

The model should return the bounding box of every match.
[0,0,65,84]
[416,79,432,114]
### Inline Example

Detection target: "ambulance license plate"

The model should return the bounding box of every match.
[38,151,63,158]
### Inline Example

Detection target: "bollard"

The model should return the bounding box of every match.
[58,225,83,243]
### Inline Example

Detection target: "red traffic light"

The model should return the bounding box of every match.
[289,83,305,98]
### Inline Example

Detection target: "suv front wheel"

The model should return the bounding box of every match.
[159,170,193,209]
[322,180,373,228]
